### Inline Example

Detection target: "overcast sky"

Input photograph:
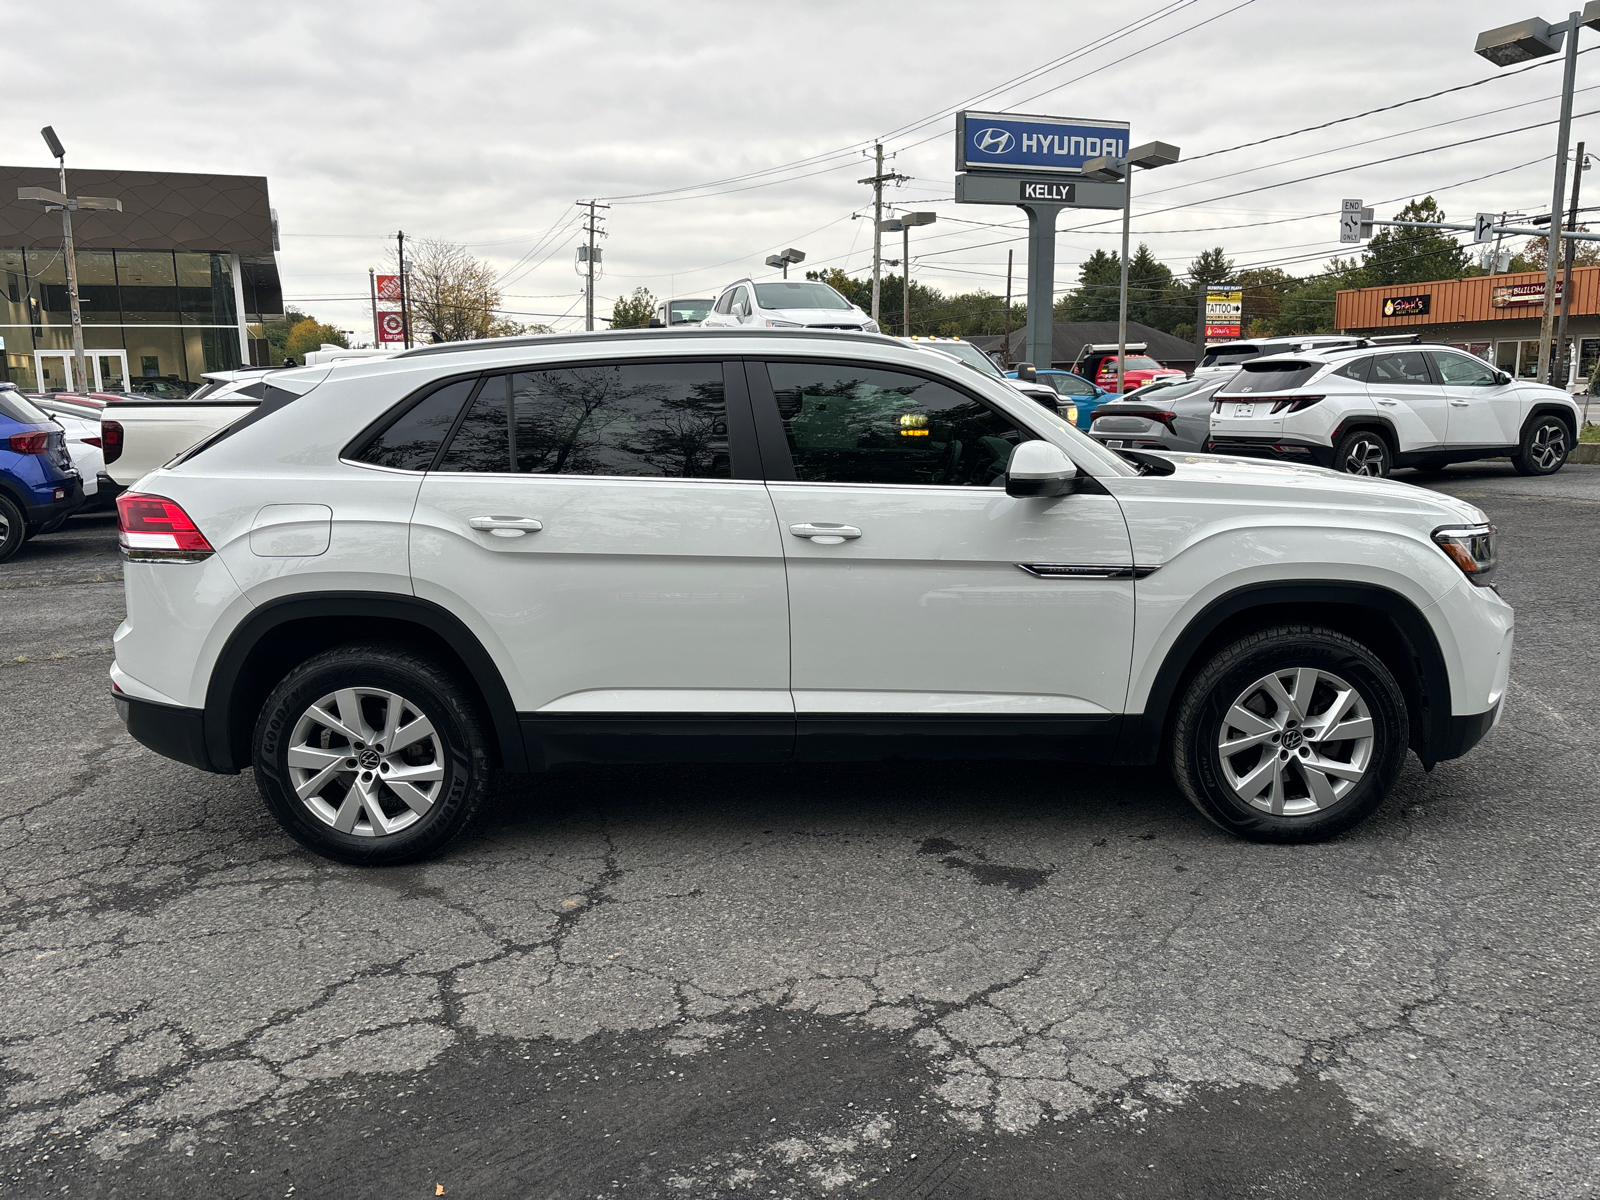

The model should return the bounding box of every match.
[3,0,1593,337]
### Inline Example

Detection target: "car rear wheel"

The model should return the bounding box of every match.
[1170,625,1408,843]
[1512,415,1569,476]
[0,495,26,563]
[1333,429,1392,477]
[252,643,491,865]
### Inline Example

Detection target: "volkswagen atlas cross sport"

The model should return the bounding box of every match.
[1208,342,1580,477]
[111,328,1512,864]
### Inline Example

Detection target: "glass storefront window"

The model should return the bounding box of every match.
[1517,340,1543,379]
[116,251,178,324]
[176,252,237,325]
[75,250,120,324]
[184,327,241,379]
[124,326,186,383]
[0,249,28,327]
[1579,338,1600,385]
[1495,342,1518,374]
[26,249,70,327]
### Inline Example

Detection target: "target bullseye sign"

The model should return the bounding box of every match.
[377,312,406,344]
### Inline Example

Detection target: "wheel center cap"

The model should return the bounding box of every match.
[1282,728,1304,750]
[358,747,382,770]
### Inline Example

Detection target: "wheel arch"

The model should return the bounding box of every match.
[1522,402,1578,442]
[1329,415,1399,452]
[204,592,528,774]
[1114,581,1451,769]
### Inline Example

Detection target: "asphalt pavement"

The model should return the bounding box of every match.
[2,465,1597,1200]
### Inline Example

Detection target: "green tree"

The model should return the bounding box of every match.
[282,317,348,363]
[1268,272,1346,336]
[609,286,658,329]
[1235,267,1293,336]
[1359,197,1471,285]
[1057,249,1122,321]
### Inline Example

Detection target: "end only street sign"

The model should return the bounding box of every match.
[1340,198,1363,244]
[957,111,1130,175]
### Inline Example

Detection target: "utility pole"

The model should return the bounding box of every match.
[578,200,609,331]
[1538,10,1582,386]
[396,230,412,349]
[1002,249,1013,367]
[1193,279,1207,374]
[1556,140,1586,387]
[859,144,908,325]
[369,267,379,347]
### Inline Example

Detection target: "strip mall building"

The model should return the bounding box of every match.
[1335,266,1600,387]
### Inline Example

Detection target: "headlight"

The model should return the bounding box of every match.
[1432,524,1495,586]
[862,319,880,333]
[1064,405,1078,424]
[765,319,803,328]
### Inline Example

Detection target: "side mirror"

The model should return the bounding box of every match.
[1015,362,1037,383]
[1495,369,1512,384]
[647,317,664,328]
[1005,440,1079,498]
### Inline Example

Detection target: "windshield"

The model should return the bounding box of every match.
[1105,356,1162,372]
[753,281,852,311]
[925,341,1004,378]
[0,388,50,424]
[668,300,712,324]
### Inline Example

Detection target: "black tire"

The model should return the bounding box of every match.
[253,642,491,865]
[1170,625,1408,843]
[1333,428,1392,477]
[1511,414,1570,476]
[0,495,26,563]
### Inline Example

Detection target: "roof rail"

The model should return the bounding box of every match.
[1354,333,1421,347]
[394,326,903,359]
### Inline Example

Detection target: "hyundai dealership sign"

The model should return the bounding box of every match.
[956,111,1130,175]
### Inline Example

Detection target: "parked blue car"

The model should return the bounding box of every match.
[1005,368,1114,430]
[0,382,84,562]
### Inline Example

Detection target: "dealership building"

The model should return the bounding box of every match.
[1335,265,1600,386]
[0,165,282,392]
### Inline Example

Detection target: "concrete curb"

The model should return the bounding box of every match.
[1572,443,1600,464]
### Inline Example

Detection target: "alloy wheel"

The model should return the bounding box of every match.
[286,687,445,836]
[1531,422,1567,471]
[1343,437,1387,476]
[1216,667,1375,816]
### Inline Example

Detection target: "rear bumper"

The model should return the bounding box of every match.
[1204,435,1334,468]
[115,691,222,773]
[22,476,85,533]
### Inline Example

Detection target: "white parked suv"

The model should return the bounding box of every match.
[701,278,879,332]
[111,328,1511,863]
[1208,342,1580,476]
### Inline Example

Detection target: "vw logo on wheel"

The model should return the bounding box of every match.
[972,127,1015,155]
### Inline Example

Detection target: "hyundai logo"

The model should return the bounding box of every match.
[972,128,1015,155]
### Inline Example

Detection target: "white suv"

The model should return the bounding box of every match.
[111,328,1511,863]
[1208,342,1580,477]
[701,278,879,332]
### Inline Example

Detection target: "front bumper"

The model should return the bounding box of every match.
[1204,435,1334,468]
[115,691,219,773]
[1439,701,1502,762]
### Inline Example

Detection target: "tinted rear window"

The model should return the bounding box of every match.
[1218,361,1320,394]
[0,389,49,424]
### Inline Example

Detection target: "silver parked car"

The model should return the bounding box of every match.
[1087,374,1232,453]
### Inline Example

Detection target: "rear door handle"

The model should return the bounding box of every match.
[1449,400,1470,406]
[1376,398,1398,406]
[469,515,543,538]
[789,522,862,545]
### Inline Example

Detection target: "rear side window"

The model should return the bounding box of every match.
[1333,357,1371,382]
[436,361,730,478]
[1219,360,1321,394]
[766,361,1029,487]
[1368,351,1434,386]
[352,377,478,470]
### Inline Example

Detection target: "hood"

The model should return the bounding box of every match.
[1147,450,1489,525]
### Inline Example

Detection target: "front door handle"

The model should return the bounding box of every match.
[1449,400,1470,406]
[789,522,862,545]
[469,515,543,538]
[1376,399,1398,406]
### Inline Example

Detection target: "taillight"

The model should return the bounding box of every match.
[101,421,123,464]
[1270,395,1324,414]
[116,493,214,562]
[8,430,48,454]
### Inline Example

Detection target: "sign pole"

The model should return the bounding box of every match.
[1003,249,1013,367]
[1116,170,1131,395]
[369,267,379,348]
[1021,203,1061,371]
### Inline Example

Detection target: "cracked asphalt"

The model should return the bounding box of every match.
[2,465,1597,1200]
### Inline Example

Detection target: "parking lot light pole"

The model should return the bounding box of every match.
[763,247,806,279]
[897,213,936,336]
[1082,141,1181,393]
[1476,5,1600,384]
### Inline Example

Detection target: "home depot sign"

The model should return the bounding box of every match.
[1492,280,1563,308]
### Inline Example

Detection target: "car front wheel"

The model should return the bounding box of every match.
[253,643,491,864]
[1512,415,1569,476]
[1333,428,1391,477]
[1170,625,1408,843]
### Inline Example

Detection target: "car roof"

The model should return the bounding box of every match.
[395,326,901,360]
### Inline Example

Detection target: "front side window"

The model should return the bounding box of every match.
[1045,373,1095,396]
[713,290,734,315]
[731,287,750,319]
[766,361,1029,487]
[1429,352,1497,386]
[436,362,729,478]
[1368,351,1434,386]
[353,377,477,470]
